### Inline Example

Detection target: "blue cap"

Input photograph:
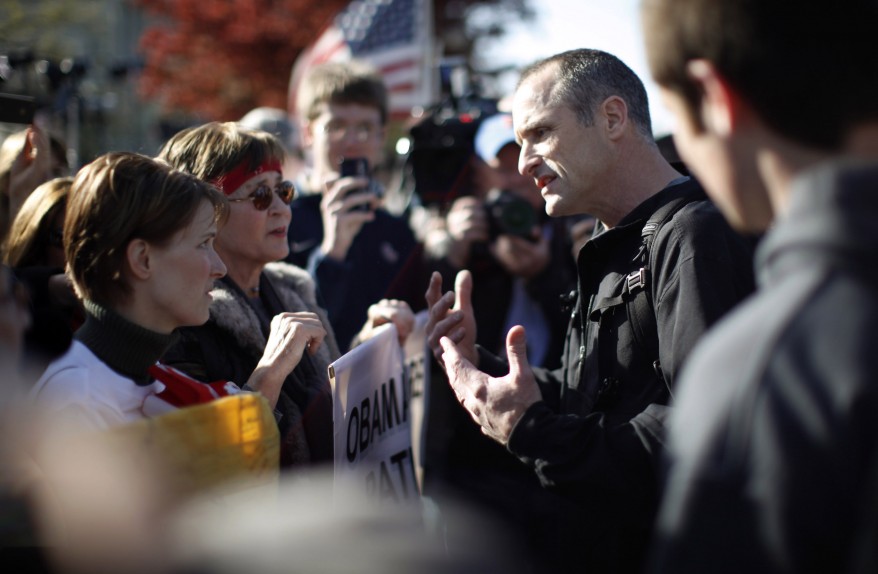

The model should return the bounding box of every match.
[474,113,517,162]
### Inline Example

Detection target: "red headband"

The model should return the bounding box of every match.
[210,158,282,195]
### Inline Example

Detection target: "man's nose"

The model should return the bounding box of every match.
[518,142,539,177]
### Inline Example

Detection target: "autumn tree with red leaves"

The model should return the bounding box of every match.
[136,0,348,120]
[135,0,532,121]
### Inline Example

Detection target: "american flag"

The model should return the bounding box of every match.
[288,0,435,120]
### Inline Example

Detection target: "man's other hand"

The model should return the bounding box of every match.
[439,325,542,445]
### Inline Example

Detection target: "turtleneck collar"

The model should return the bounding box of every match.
[74,300,178,386]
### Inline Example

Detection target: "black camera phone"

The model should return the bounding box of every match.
[0,93,36,125]
[339,157,372,212]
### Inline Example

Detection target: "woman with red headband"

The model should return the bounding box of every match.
[159,122,411,469]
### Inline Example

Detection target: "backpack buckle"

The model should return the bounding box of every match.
[626,267,647,292]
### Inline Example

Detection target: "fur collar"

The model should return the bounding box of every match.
[208,262,340,375]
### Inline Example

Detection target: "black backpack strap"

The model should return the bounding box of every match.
[625,181,707,399]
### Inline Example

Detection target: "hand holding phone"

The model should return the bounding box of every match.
[320,158,376,261]
[339,157,372,213]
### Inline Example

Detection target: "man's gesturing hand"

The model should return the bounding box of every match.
[425,270,478,367]
[439,325,542,445]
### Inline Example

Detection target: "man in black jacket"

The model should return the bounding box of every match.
[640,1,878,572]
[425,48,755,573]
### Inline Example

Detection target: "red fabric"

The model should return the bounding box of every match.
[209,158,282,195]
[148,363,239,408]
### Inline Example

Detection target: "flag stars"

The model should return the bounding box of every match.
[336,0,417,54]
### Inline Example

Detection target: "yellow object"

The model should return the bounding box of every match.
[111,394,279,498]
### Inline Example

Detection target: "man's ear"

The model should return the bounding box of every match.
[686,59,745,137]
[601,96,628,140]
[125,239,152,281]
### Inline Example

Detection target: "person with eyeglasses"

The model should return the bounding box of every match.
[287,60,419,351]
[158,121,413,469]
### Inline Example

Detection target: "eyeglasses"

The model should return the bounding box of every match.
[320,121,381,143]
[228,180,295,211]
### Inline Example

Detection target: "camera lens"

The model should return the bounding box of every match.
[487,191,536,239]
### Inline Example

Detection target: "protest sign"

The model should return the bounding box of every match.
[403,310,429,489]
[329,324,417,502]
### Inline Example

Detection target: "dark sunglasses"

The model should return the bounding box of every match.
[228,180,295,211]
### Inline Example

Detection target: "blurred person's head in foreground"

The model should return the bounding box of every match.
[169,468,531,574]
[641,0,878,232]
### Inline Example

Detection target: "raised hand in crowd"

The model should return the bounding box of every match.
[7,126,57,223]
[354,298,415,347]
[318,173,380,262]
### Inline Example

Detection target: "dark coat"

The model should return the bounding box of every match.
[478,177,756,574]
[285,191,418,352]
[649,161,878,574]
[162,262,340,469]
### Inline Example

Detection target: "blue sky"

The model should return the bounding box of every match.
[477,0,674,136]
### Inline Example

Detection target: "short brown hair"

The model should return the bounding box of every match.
[158,121,286,183]
[642,0,878,150]
[295,60,388,125]
[518,49,654,139]
[65,152,228,306]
